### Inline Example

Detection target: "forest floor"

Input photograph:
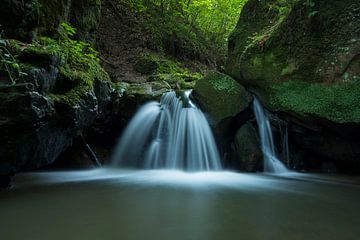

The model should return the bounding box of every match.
[97,0,212,84]
[97,0,149,83]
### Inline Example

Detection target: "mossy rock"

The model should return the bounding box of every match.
[235,123,262,172]
[226,0,360,123]
[134,52,184,74]
[134,52,203,90]
[193,71,251,124]
[110,81,172,124]
[119,81,172,99]
[19,37,110,106]
[149,73,202,90]
[0,34,112,172]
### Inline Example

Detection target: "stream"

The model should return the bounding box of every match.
[1,169,360,240]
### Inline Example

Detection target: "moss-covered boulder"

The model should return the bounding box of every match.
[0,33,111,172]
[134,52,203,90]
[193,71,251,124]
[108,81,171,126]
[227,0,360,124]
[227,0,360,172]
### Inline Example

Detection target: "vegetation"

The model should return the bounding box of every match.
[194,71,250,123]
[125,0,247,65]
[270,80,360,123]
[135,52,203,89]
[0,32,23,84]
[1,22,109,106]
[44,23,109,105]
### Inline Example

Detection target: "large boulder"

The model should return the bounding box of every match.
[193,71,251,125]
[192,71,254,168]
[226,0,360,172]
[227,0,360,124]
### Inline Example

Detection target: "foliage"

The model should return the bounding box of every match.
[303,0,319,18]
[25,22,109,105]
[125,0,247,65]
[136,52,203,89]
[270,80,360,123]
[0,31,25,84]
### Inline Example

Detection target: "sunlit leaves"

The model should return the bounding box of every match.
[126,0,248,62]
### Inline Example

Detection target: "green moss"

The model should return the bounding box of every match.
[0,38,25,84]
[150,72,202,89]
[281,61,297,76]
[136,52,203,90]
[194,71,250,123]
[211,75,237,92]
[135,52,186,75]
[24,30,109,106]
[270,80,360,123]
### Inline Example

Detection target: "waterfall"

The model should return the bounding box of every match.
[282,124,290,167]
[253,98,288,173]
[111,91,222,171]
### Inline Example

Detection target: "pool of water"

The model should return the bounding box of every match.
[1,169,360,240]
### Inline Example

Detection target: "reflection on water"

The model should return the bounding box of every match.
[1,169,360,240]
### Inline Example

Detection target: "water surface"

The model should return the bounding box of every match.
[1,169,360,240]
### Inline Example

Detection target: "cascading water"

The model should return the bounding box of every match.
[281,124,290,167]
[253,97,288,173]
[111,90,222,171]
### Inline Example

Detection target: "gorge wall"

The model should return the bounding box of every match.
[225,0,360,173]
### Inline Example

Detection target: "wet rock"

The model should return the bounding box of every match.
[0,64,111,172]
[193,71,251,125]
[234,123,262,172]
[227,0,360,124]
[226,0,360,172]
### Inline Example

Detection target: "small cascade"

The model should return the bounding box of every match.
[281,124,290,167]
[111,91,222,171]
[253,97,288,173]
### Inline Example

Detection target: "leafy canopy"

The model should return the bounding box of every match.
[127,0,247,64]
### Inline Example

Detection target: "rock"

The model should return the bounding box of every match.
[110,81,172,125]
[0,41,112,172]
[192,71,253,169]
[226,0,360,173]
[235,123,262,172]
[193,71,251,125]
[0,81,107,172]
[227,0,360,124]
[0,84,55,124]
[133,52,202,90]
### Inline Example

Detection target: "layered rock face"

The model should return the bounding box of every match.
[0,0,108,173]
[0,45,111,172]
[226,0,360,172]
